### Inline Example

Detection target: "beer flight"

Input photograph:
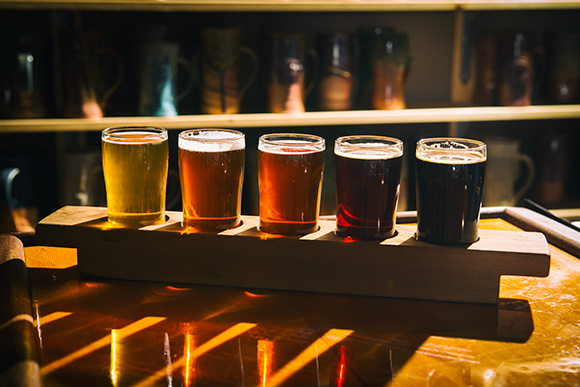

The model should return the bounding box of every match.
[102,126,487,245]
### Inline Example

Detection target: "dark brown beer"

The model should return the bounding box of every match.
[415,138,486,245]
[334,136,403,240]
[179,129,245,231]
[258,134,325,235]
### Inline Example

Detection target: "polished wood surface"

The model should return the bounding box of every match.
[35,206,550,304]
[2,105,580,133]
[1,0,580,12]
[4,216,580,386]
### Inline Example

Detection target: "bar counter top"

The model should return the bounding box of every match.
[2,210,580,386]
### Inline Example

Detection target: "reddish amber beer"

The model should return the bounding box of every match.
[102,126,169,228]
[334,135,403,239]
[179,129,245,231]
[258,133,325,235]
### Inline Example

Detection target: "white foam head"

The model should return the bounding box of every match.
[335,143,403,160]
[416,138,486,164]
[179,130,245,152]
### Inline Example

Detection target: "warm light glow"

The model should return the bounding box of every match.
[34,311,72,327]
[134,322,257,387]
[110,329,118,386]
[343,236,358,243]
[267,329,353,387]
[41,316,166,375]
[244,291,267,298]
[337,345,346,387]
[258,340,275,387]
[165,286,191,291]
[183,333,196,387]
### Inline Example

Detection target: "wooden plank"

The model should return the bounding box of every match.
[1,0,579,12]
[35,206,551,304]
[2,105,580,133]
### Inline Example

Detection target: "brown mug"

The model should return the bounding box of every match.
[200,28,258,114]
[267,32,317,113]
[316,32,354,111]
[58,29,124,118]
[369,28,411,110]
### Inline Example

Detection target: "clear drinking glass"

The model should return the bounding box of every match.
[179,128,245,231]
[258,133,325,235]
[102,126,169,227]
[415,137,487,244]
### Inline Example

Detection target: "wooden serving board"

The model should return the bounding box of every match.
[35,206,551,304]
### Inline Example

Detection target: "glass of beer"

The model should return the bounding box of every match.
[258,133,325,235]
[179,129,245,231]
[102,126,169,228]
[334,135,403,240]
[415,137,487,244]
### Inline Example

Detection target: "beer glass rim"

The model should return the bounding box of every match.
[417,137,486,151]
[259,133,325,151]
[335,135,403,152]
[102,126,167,141]
[178,128,245,143]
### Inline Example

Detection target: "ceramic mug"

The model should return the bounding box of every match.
[138,41,194,117]
[482,138,535,206]
[369,27,411,110]
[200,28,258,114]
[59,29,124,118]
[316,31,354,111]
[267,33,317,113]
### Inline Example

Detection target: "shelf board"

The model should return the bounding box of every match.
[1,0,580,12]
[1,105,580,133]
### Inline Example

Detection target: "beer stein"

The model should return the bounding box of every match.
[316,32,354,111]
[267,33,317,113]
[547,32,580,103]
[0,166,37,233]
[498,31,536,106]
[474,32,499,106]
[102,126,169,228]
[415,138,487,245]
[7,32,48,118]
[59,149,105,207]
[334,135,403,240]
[59,29,124,118]
[139,41,194,117]
[482,138,535,206]
[258,133,325,235]
[369,28,412,110]
[179,129,245,231]
[200,28,258,114]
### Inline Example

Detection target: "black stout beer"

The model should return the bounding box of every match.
[415,138,487,244]
[258,133,325,235]
[179,129,245,231]
[334,135,403,239]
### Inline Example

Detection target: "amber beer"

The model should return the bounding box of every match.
[179,129,245,231]
[334,136,403,239]
[258,133,325,235]
[415,138,487,244]
[102,126,169,227]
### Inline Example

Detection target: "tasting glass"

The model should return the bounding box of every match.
[415,138,487,245]
[102,126,169,228]
[334,135,403,240]
[178,129,245,231]
[258,133,325,235]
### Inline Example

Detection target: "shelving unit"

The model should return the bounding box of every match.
[1,0,579,215]
[1,105,579,133]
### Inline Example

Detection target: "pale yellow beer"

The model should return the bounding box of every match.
[179,129,245,231]
[102,126,169,227]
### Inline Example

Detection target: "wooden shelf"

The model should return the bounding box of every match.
[2,105,579,133]
[1,0,579,12]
